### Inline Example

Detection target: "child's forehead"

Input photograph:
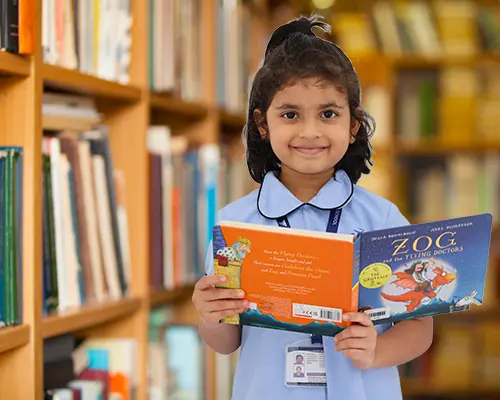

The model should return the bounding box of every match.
[272,77,347,103]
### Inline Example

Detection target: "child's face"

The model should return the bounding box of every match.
[262,77,357,177]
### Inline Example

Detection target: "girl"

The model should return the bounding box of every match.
[192,15,433,400]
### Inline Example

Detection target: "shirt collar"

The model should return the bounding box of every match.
[257,169,354,220]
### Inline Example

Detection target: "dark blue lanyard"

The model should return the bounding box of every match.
[276,208,343,345]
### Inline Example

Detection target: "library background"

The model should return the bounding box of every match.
[0,0,499,398]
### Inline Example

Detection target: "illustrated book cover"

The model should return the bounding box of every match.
[213,213,493,336]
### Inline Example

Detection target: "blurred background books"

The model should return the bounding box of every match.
[0,0,499,399]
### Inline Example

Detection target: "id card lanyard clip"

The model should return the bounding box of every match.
[276,208,343,346]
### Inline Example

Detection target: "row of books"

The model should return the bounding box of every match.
[331,0,500,57]
[148,0,202,102]
[43,308,208,399]
[148,306,205,399]
[0,0,34,54]
[42,125,131,314]
[215,0,255,114]
[39,92,256,308]
[218,137,257,209]
[147,126,219,292]
[405,153,500,224]
[396,67,500,145]
[42,0,132,84]
[44,333,137,399]
[0,147,23,328]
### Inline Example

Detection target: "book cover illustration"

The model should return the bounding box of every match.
[212,222,358,336]
[358,213,493,324]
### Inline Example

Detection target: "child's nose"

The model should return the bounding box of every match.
[298,120,322,139]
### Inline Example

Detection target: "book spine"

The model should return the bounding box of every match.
[19,0,35,54]
[352,237,361,313]
[14,149,21,324]
[1,0,19,53]
[101,136,127,295]
[67,167,85,305]
[42,161,52,315]
[44,153,59,311]
[213,226,241,325]
[4,150,13,325]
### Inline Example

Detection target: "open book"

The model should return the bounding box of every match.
[212,213,493,336]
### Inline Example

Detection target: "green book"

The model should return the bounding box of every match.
[0,147,23,326]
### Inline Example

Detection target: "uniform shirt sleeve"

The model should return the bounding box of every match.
[384,202,410,229]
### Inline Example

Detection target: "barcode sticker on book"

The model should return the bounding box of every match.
[364,307,390,321]
[292,303,342,323]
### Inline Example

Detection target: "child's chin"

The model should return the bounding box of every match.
[292,165,334,176]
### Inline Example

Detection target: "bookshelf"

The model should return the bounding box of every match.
[0,324,30,354]
[41,64,143,102]
[41,297,142,339]
[0,0,498,399]
[0,0,266,398]
[0,51,31,76]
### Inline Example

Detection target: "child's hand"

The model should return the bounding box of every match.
[192,274,248,329]
[334,312,377,370]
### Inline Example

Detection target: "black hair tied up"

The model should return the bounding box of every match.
[264,15,325,58]
[243,14,375,185]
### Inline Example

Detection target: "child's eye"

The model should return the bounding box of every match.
[321,110,337,119]
[282,112,298,119]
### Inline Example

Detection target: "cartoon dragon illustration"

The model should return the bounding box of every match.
[380,263,457,312]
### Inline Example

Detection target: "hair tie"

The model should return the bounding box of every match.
[264,15,328,59]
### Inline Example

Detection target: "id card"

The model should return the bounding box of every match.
[285,341,326,387]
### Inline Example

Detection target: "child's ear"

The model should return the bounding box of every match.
[349,107,362,144]
[253,108,268,139]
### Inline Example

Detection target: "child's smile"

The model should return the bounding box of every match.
[289,144,330,157]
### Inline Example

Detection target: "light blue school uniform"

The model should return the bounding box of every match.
[205,168,410,400]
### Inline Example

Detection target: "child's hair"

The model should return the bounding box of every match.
[243,14,375,185]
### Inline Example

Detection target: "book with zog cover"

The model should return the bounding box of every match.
[212,213,493,336]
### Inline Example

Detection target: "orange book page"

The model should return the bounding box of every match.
[214,223,357,335]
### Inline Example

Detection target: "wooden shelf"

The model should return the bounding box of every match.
[149,285,195,308]
[150,93,209,120]
[397,140,500,156]
[43,114,100,131]
[42,63,142,102]
[0,52,30,77]
[219,108,246,132]
[42,297,141,339]
[402,379,500,397]
[389,53,500,68]
[0,325,30,354]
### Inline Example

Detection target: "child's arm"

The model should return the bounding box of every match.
[193,274,247,355]
[372,316,433,369]
[199,321,242,355]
